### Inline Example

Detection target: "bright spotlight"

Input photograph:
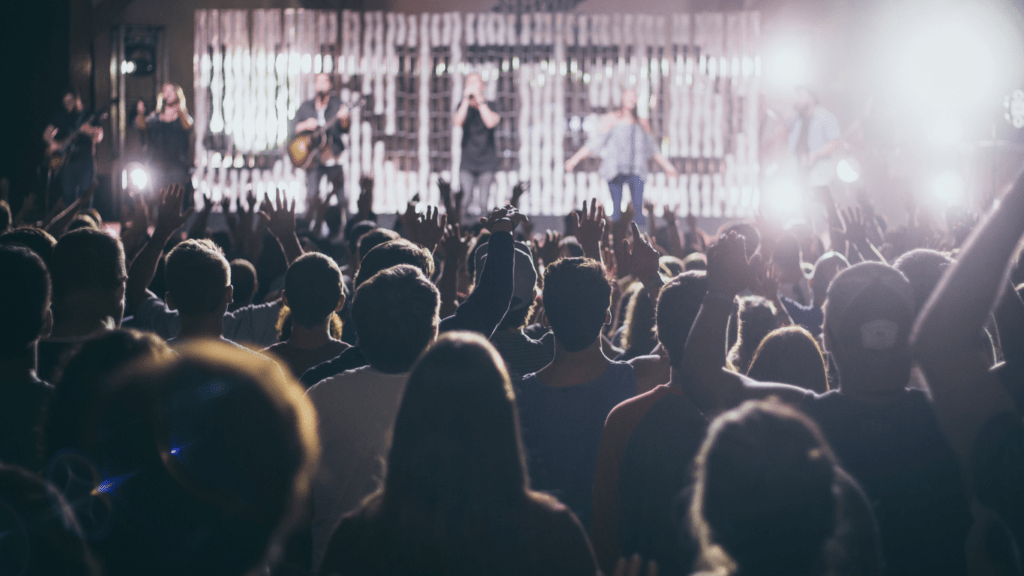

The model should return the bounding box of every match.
[125,162,149,192]
[931,117,961,146]
[763,36,812,91]
[836,159,860,184]
[764,178,804,223]
[930,171,966,207]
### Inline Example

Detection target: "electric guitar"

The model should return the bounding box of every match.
[287,96,364,170]
[46,112,108,173]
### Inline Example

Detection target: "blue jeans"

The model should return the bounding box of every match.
[608,174,645,227]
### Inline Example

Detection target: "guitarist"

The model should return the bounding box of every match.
[292,73,350,210]
[43,90,103,208]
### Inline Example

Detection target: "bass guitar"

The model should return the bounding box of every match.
[287,96,364,170]
[46,111,108,173]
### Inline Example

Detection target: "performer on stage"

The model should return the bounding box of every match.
[136,83,194,193]
[788,86,841,188]
[292,73,349,209]
[564,89,677,228]
[453,73,501,216]
[44,90,103,207]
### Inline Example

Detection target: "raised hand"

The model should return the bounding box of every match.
[261,188,297,240]
[536,229,564,266]
[621,221,662,286]
[220,196,233,214]
[441,223,469,264]
[154,183,194,240]
[841,206,868,246]
[438,177,452,210]
[511,181,530,208]
[706,231,756,297]
[416,205,447,252]
[571,198,607,260]
[479,204,528,234]
[244,189,258,214]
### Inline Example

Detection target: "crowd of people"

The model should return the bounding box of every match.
[1,154,1024,576]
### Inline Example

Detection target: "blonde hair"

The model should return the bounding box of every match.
[157,83,194,130]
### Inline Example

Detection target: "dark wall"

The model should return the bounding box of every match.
[0,0,71,204]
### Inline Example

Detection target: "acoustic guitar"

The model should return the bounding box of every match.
[287,96,364,170]
[47,112,108,173]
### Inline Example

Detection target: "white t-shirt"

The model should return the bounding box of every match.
[306,366,408,571]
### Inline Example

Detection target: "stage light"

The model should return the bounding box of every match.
[929,171,966,208]
[123,162,149,192]
[836,159,860,183]
[763,178,804,223]
[762,35,812,91]
[931,117,961,146]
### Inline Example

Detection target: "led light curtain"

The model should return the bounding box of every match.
[194,9,761,217]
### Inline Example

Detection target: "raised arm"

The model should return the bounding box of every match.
[45,181,97,236]
[572,199,606,262]
[911,169,1024,462]
[438,205,524,338]
[260,189,303,265]
[681,232,804,414]
[125,184,193,316]
[621,221,665,302]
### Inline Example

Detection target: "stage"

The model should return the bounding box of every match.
[173,9,762,219]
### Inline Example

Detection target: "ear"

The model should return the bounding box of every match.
[165,292,177,312]
[222,285,234,307]
[335,293,346,312]
[605,308,612,326]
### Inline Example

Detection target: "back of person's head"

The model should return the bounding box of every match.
[810,252,849,306]
[622,287,656,354]
[823,262,915,395]
[165,239,231,318]
[893,248,952,314]
[345,219,376,254]
[656,271,708,366]
[228,259,258,310]
[0,227,57,268]
[691,400,838,576]
[354,239,434,288]
[67,214,98,232]
[284,253,344,328]
[728,296,777,374]
[81,208,103,228]
[660,255,686,278]
[747,326,829,394]
[559,236,585,259]
[542,257,612,352]
[774,233,803,271]
[0,199,10,234]
[325,205,344,237]
[478,241,537,331]
[89,340,319,576]
[45,329,173,458]
[50,227,125,311]
[0,464,100,576]
[352,265,439,373]
[0,246,50,356]
[381,332,527,517]
[683,251,708,271]
[357,228,401,261]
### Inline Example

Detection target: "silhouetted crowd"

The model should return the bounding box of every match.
[1,170,1023,576]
